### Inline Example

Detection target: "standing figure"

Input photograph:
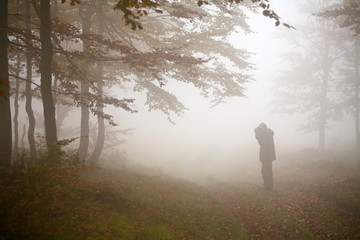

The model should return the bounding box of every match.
[254,123,276,191]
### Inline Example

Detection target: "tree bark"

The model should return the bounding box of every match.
[13,50,20,158]
[88,65,105,163]
[40,0,57,154]
[0,0,12,168]
[25,0,37,159]
[89,12,105,163]
[78,3,94,159]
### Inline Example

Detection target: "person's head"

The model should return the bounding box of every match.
[259,123,267,129]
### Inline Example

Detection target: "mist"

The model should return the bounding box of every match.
[2,0,360,238]
[7,0,357,183]
[91,0,356,183]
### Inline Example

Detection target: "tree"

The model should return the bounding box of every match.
[273,0,342,149]
[0,0,12,168]
[25,0,37,159]
[336,36,360,157]
[49,0,254,163]
[13,40,21,159]
[112,0,292,31]
[316,0,360,36]
[121,0,255,118]
[78,0,95,159]
[11,0,22,159]
[88,9,105,163]
[38,0,58,156]
[354,37,360,157]
[316,0,360,157]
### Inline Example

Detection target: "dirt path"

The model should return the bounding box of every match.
[210,184,360,239]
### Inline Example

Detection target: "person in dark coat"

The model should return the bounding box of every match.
[254,123,276,191]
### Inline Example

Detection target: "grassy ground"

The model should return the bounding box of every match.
[1,157,360,239]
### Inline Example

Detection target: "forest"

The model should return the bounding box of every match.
[0,0,360,239]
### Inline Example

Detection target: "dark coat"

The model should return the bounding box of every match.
[255,127,276,163]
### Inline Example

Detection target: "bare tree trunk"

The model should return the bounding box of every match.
[52,0,65,137]
[318,31,330,150]
[40,0,57,155]
[25,0,37,159]
[12,0,21,160]
[89,12,105,163]
[88,69,105,163]
[56,105,72,136]
[78,79,90,158]
[21,124,26,149]
[355,37,360,159]
[78,2,94,159]
[0,0,12,168]
[53,71,61,135]
[13,50,20,158]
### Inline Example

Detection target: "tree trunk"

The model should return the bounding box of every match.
[0,0,12,168]
[40,0,57,155]
[13,50,20,158]
[88,66,105,163]
[78,79,90,158]
[89,12,105,163]
[318,30,330,150]
[355,37,360,159]
[26,0,37,159]
[21,124,26,149]
[78,4,94,159]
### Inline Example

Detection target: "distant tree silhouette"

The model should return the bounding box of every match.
[316,0,360,36]
[317,0,360,156]
[273,0,343,149]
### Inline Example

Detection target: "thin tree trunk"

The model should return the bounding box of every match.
[78,3,94,159]
[88,68,105,163]
[40,0,57,155]
[0,0,12,168]
[56,105,71,135]
[13,0,21,159]
[52,0,63,137]
[21,124,26,149]
[13,50,20,158]
[78,78,90,158]
[89,12,105,163]
[25,0,37,159]
[53,71,60,134]
[318,31,330,150]
[354,37,360,159]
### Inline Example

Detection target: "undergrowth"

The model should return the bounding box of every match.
[0,163,248,239]
[1,147,360,239]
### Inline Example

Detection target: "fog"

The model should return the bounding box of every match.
[9,0,358,184]
[96,0,356,183]
[4,1,360,238]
